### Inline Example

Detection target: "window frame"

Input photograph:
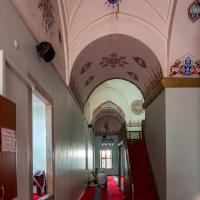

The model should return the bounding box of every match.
[29,74,54,200]
[100,149,113,169]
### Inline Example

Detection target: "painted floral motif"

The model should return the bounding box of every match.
[38,0,55,35]
[127,120,141,128]
[99,52,128,68]
[143,67,163,97]
[80,63,92,75]
[70,76,84,107]
[85,76,95,87]
[127,72,139,81]
[105,0,121,8]
[133,57,147,68]
[92,101,125,118]
[169,54,200,77]
[188,0,200,22]
[131,100,144,115]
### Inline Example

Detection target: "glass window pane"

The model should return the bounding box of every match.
[107,159,112,168]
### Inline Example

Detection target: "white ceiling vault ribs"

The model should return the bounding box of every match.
[145,0,174,24]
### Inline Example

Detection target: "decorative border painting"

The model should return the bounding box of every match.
[169,54,200,77]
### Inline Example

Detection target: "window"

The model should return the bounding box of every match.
[100,149,112,169]
[32,91,53,199]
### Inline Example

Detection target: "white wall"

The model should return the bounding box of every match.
[95,135,119,175]
[145,90,166,200]
[0,0,93,199]
[166,88,200,200]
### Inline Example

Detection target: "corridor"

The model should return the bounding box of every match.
[0,0,199,200]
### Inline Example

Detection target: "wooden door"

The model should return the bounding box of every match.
[0,95,17,200]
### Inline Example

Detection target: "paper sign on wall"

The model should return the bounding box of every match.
[1,128,16,152]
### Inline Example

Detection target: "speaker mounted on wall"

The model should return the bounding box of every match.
[36,42,55,62]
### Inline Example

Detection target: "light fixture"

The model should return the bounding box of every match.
[101,115,114,146]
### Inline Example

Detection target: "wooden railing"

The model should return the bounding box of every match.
[119,124,134,200]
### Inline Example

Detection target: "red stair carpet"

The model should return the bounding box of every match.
[128,140,158,200]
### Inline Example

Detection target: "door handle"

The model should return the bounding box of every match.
[0,186,4,200]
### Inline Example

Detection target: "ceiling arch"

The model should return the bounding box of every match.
[70,34,162,107]
[85,79,145,133]
[92,111,125,136]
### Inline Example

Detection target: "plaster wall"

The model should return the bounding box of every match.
[169,0,200,71]
[145,90,166,200]
[0,1,92,199]
[166,88,200,200]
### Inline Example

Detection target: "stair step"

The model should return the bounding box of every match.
[128,140,158,200]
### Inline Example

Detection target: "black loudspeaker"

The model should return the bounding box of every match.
[36,42,55,62]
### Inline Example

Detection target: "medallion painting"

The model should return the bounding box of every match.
[188,0,200,22]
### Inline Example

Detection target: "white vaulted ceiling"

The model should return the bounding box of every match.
[11,0,177,84]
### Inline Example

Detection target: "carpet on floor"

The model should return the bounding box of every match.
[81,176,123,200]
[33,193,45,200]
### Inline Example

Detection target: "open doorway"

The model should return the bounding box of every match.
[32,91,53,200]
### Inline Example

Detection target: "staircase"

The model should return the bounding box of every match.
[128,140,158,200]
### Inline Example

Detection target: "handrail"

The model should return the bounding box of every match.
[120,123,134,200]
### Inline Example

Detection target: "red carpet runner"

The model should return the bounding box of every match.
[80,186,96,200]
[128,140,157,200]
[81,176,123,200]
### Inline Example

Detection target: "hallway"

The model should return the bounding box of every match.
[0,0,199,200]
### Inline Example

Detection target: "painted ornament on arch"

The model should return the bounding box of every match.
[38,0,55,35]
[85,76,95,87]
[131,100,144,115]
[188,0,200,22]
[80,63,92,75]
[99,52,128,68]
[169,54,200,77]
[133,57,147,68]
[127,72,139,81]
[105,0,122,8]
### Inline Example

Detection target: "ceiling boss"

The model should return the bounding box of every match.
[105,0,122,16]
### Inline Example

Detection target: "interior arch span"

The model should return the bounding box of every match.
[70,34,163,108]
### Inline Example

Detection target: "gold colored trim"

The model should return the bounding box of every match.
[143,78,200,109]
[162,78,200,88]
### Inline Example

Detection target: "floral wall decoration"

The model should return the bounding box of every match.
[169,54,200,77]
[105,0,122,8]
[188,0,200,23]
[99,52,128,68]
[127,72,139,81]
[80,63,92,75]
[38,0,55,36]
[133,57,147,68]
[85,76,95,87]
[131,100,144,115]
[92,101,125,118]
[143,67,163,97]
[127,120,141,128]
[70,74,84,106]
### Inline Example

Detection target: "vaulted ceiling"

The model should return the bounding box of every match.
[70,34,162,107]
[11,0,200,112]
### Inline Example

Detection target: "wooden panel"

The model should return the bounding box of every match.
[0,95,17,200]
